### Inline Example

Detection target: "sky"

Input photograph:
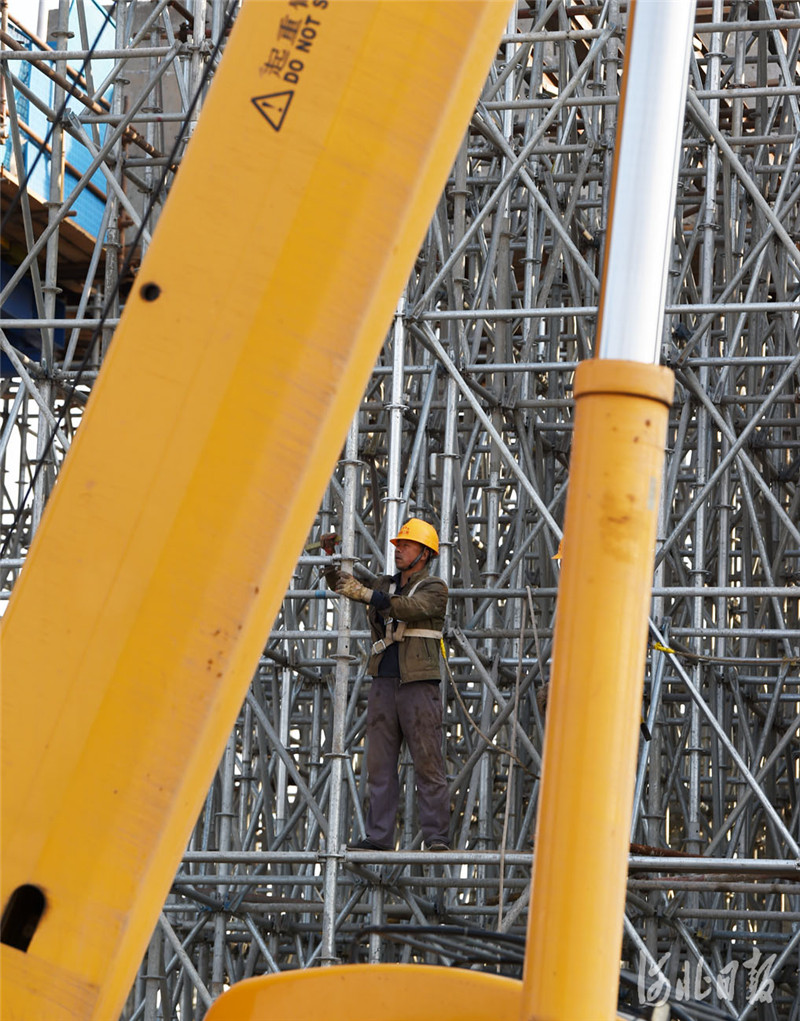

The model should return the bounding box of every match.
[7,0,58,37]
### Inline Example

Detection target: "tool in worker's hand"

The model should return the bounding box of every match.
[305,532,341,555]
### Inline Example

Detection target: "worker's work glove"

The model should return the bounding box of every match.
[336,572,373,604]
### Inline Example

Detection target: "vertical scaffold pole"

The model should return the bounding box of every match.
[320,417,360,965]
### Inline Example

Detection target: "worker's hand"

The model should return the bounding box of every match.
[336,572,373,603]
[320,532,339,556]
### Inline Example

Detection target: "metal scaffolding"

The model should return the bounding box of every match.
[2,1,799,1019]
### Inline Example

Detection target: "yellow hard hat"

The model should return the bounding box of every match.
[390,518,439,556]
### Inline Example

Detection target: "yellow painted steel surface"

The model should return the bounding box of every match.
[0,3,512,1018]
[204,964,523,1021]
[520,360,675,1021]
[203,963,639,1021]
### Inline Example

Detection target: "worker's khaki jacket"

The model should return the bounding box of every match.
[366,566,448,682]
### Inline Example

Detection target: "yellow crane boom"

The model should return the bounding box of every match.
[0,3,513,1018]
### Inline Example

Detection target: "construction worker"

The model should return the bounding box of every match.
[323,519,450,851]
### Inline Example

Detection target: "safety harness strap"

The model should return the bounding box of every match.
[372,578,443,655]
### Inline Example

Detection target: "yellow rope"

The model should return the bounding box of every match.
[652,640,798,668]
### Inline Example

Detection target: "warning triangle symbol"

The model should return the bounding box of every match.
[251,91,294,132]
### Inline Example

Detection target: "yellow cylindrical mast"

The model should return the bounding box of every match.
[520,360,673,1020]
[520,1,696,1017]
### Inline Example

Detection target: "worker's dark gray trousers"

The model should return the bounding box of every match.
[364,677,450,847]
